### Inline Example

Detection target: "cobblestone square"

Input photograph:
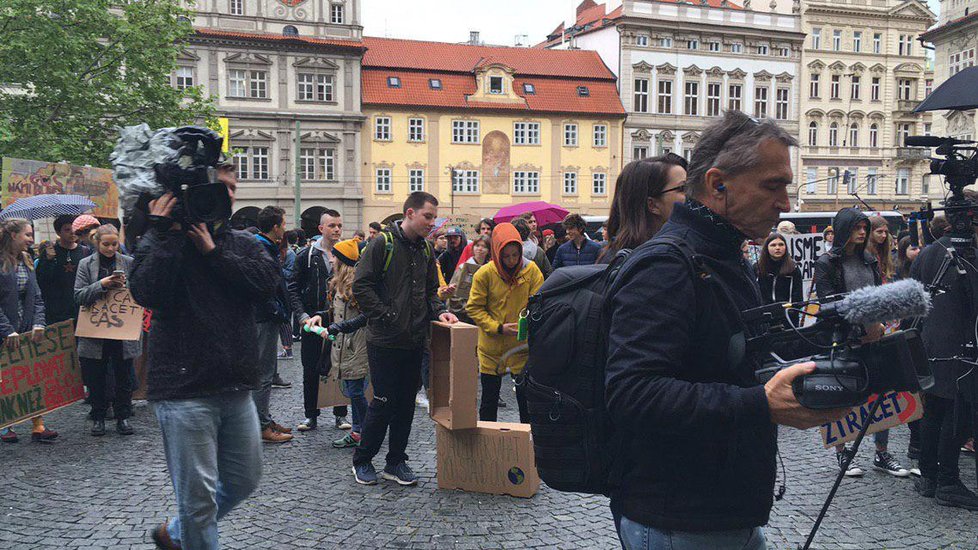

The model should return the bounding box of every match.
[2,353,976,549]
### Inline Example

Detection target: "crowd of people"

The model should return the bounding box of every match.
[3,110,977,550]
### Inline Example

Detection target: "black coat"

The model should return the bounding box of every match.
[756,260,803,326]
[129,226,280,401]
[605,203,775,532]
[353,221,446,350]
[813,208,880,299]
[288,243,332,322]
[911,237,978,401]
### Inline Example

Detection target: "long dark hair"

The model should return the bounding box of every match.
[756,232,796,277]
[897,236,917,279]
[604,154,687,256]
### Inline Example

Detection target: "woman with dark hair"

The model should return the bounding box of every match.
[598,154,688,263]
[896,236,920,281]
[755,232,803,327]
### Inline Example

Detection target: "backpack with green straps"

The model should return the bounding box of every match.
[378,230,432,274]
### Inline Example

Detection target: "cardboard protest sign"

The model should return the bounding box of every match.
[316,370,373,409]
[436,421,540,498]
[75,288,145,341]
[820,391,923,448]
[0,321,84,430]
[1,157,119,218]
[783,232,828,299]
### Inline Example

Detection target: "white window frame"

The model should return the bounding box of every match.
[847,168,859,193]
[707,82,721,117]
[321,148,335,181]
[452,120,480,144]
[234,148,249,181]
[593,124,607,147]
[452,170,480,193]
[775,88,789,120]
[830,74,841,99]
[812,28,821,49]
[849,123,859,147]
[810,73,820,98]
[757,44,769,55]
[658,80,673,114]
[850,75,860,100]
[633,146,649,160]
[513,171,541,195]
[828,168,839,195]
[731,43,743,53]
[409,169,425,192]
[829,122,839,147]
[375,168,392,193]
[806,167,817,194]
[299,148,317,180]
[634,78,649,113]
[564,123,578,146]
[488,76,504,95]
[374,116,392,141]
[728,84,742,111]
[228,69,247,98]
[709,41,720,52]
[687,39,699,50]
[175,66,194,90]
[408,118,425,142]
[514,122,541,145]
[330,3,344,24]
[896,168,910,195]
[873,33,882,54]
[661,37,673,48]
[867,168,878,195]
[754,86,768,118]
[592,173,607,196]
[297,73,334,102]
[230,0,243,16]
[853,31,862,52]
[898,79,913,101]
[808,122,818,146]
[636,35,649,47]
[684,81,699,116]
[252,147,269,180]
[871,77,881,101]
[563,172,578,195]
[869,124,879,148]
[249,70,267,99]
[833,30,841,51]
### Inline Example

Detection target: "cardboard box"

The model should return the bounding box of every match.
[428,321,478,430]
[436,421,540,498]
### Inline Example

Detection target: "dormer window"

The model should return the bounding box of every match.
[523,83,536,95]
[388,76,401,88]
[489,76,504,94]
[577,86,590,97]
[429,79,442,90]
[283,25,299,37]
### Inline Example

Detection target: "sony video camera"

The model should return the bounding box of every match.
[151,126,231,225]
[747,280,934,410]
[906,135,978,253]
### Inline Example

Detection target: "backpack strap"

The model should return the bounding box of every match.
[380,231,395,274]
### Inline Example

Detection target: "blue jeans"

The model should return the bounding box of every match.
[342,378,368,434]
[155,391,262,550]
[618,516,766,550]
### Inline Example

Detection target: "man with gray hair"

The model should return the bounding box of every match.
[605,111,850,549]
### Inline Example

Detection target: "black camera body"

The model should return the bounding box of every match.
[152,126,231,225]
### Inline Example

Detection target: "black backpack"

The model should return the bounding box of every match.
[523,235,709,495]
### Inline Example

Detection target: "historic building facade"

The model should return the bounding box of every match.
[921,0,978,145]
[181,0,365,234]
[360,37,625,224]
[799,0,937,212]
[543,0,805,205]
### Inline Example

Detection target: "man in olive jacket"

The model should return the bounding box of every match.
[351,191,457,486]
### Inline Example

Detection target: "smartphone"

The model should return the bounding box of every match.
[112,270,126,277]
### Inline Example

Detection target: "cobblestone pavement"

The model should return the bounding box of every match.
[2,351,977,549]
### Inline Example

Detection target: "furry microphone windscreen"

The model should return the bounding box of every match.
[837,279,932,326]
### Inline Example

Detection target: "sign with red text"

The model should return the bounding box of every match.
[0,321,84,430]
[75,288,144,341]
[1,157,119,218]
[820,391,923,448]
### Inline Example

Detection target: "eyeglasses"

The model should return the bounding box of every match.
[651,183,687,198]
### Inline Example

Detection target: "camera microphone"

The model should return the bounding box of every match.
[818,279,932,325]
[904,135,975,148]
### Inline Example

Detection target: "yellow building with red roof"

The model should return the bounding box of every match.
[360,36,626,225]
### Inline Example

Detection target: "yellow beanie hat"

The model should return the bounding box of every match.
[332,238,360,267]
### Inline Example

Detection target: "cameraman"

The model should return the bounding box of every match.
[130,163,281,549]
[606,111,849,549]
[911,199,978,510]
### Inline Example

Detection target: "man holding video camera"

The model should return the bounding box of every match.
[911,192,978,511]
[606,111,850,549]
[129,160,281,549]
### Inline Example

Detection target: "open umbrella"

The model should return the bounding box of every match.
[494,201,569,226]
[0,194,97,221]
[915,66,978,112]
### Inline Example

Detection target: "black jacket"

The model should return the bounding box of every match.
[353,221,446,350]
[605,203,774,532]
[35,243,90,324]
[254,234,290,325]
[130,226,280,401]
[288,242,332,322]
[813,208,880,299]
[756,259,804,326]
[911,237,978,401]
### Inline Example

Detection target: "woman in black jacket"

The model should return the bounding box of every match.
[755,232,803,327]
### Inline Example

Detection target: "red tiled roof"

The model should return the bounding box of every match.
[361,70,625,116]
[362,37,616,80]
[194,28,365,51]
[921,11,978,40]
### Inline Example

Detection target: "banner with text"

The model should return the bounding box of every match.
[75,288,145,341]
[783,232,828,300]
[0,321,84,430]
[1,157,119,218]
[820,391,923,448]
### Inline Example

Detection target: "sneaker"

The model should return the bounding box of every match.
[381,461,418,486]
[935,480,978,511]
[297,417,318,432]
[332,432,361,448]
[335,417,352,430]
[30,428,58,443]
[150,520,181,550]
[269,421,292,434]
[837,448,864,477]
[915,477,937,498]
[415,391,429,409]
[963,439,975,454]
[261,427,293,443]
[91,420,106,437]
[1,428,18,443]
[277,350,293,360]
[353,463,378,485]
[116,419,134,436]
[909,467,922,477]
[271,375,291,389]
[873,451,910,477]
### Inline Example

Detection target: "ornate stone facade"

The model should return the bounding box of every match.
[922,0,978,146]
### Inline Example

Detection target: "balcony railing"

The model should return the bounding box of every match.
[896,99,921,112]
[895,147,929,160]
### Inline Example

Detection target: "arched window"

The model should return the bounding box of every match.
[869,123,879,148]
[808,121,818,146]
[283,25,299,37]
[849,122,859,147]
[829,122,839,147]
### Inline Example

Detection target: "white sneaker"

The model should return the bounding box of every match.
[910,467,922,477]
[415,391,429,410]
[837,449,864,477]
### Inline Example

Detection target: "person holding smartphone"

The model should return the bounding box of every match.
[74,224,141,436]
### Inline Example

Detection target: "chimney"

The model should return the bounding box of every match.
[576,0,598,17]
[515,34,528,47]
[469,31,481,45]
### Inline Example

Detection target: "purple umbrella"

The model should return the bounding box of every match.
[494,201,569,226]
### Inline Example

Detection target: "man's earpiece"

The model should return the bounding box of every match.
[717,184,726,192]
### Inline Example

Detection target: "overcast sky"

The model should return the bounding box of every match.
[361,0,941,46]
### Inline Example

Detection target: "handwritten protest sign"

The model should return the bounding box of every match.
[820,391,923,448]
[0,321,84,430]
[1,157,119,218]
[75,288,144,341]
[783,232,828,299]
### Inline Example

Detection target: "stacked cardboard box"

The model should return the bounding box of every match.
[429,321,540,498]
